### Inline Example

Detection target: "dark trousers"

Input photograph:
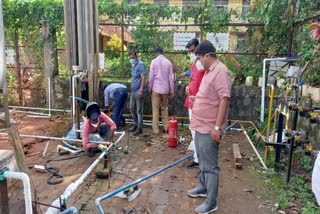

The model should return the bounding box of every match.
[112,88,128,128]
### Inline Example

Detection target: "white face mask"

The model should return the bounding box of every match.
[90,120,99,128]
[189,53,197,62]
[196,60,204,70]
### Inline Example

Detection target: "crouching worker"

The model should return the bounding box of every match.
[82,102,117,156]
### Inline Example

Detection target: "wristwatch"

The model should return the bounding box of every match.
[213,125,221,131]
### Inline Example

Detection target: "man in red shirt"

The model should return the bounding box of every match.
[187,40,232,214]
[181,38,205,169]
[82,102,117,156]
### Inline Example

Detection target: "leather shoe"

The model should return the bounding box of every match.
[133,128,142,136]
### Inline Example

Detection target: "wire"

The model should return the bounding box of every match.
[112,170,135,181]
[45,153,84,185]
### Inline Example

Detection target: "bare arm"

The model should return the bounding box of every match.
[211,97,230,142]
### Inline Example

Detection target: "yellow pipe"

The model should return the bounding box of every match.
[266,84,275,142]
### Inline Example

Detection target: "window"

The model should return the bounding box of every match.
[182,0,200,8]
[236,33,246,51]
[214,0,228,12]
[128,0,140,5]
[242,0,250,17]
[154,0,169,5]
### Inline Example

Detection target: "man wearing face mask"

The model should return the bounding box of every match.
[187,40,232,214]
[183,38,206,170]
[129,50,146,135]
[82,102,117,155]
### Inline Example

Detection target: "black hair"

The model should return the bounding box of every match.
[195,40,216,58]
[154,47,163,54]
[129,49,137,56]
[185,38,199,49]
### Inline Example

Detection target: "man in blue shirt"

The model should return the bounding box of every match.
[104,83,128,129]
[129,50,146,135]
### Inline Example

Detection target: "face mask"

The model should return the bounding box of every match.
[130,59,136,65]
[196,60,204,70]
[90,118,99,128]
[189,53,196,62]
[91,122,99,128]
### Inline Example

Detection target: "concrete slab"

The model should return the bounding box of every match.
[0,150,18,171]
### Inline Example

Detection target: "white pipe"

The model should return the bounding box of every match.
[9,106,71,113]
[261,58,287,122]
[0,132,114,145]
[241,127,267,170]
[4,171,33,214]
[28,115,50,119]
[48,77,52,117]
[46,131,125,214]
[57,145,81,154]
[72,74,79,132]
[13,110,51,116]
[43,140,50,157]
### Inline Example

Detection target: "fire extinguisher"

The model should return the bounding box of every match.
[168,116,178,148]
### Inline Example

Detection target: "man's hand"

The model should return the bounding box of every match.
[178,72,186,78]
[138,90,143,98]
[211,130,221,142]
[170,93,174,99]
[185,86,190,96]
[189,95,195,107]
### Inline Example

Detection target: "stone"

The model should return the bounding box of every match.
[245,76,254,86]
[258,77,263,87]
[309,86,320,103]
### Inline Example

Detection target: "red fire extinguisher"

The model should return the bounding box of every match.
[168,116,178,148]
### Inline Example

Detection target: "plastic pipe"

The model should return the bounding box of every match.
[240,124,267,170]
[48,77,52,117]
[0,132,112,145]
[46,132,125,214]
[95,153,194,214]
[4,171,32,214]
[9,106,71,113]
[59,207,78,214]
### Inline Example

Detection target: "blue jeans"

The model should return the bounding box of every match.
[112,88,128,128]
[194,131,220,208]
[130,92,144,129]
[88,124,110,148]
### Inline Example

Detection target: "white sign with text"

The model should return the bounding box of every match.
[173,32,196,51]
[206,33,230,51]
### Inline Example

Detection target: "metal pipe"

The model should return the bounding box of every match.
[0,0,6,88]
[261,58,287,122]
[4,171,33,214]
[239,124,267,170]
[46,131,125,214]
[9,106,71,113]
[72,74,79,132]
[59,207,78,214]
[95,153,194,214]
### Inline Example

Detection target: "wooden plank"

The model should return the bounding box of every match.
[233,143,242,169]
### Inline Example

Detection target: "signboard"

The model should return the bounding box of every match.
[173,32,196,51]
[5,48,15,65]
[206,33,229,51]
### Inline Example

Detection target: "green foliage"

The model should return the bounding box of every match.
[3,0,64,66]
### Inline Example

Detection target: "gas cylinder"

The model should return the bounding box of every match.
[168,116,178,148]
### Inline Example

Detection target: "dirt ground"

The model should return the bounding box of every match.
[0,112,275,214]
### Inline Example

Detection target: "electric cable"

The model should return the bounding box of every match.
[45,153,84,185]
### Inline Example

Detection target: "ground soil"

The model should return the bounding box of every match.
[0,113,275,214]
